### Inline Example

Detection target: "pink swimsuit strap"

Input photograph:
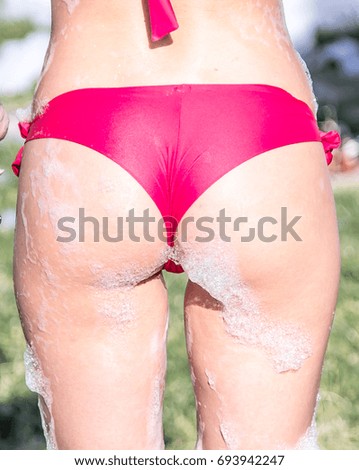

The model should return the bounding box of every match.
[148,0,179,42]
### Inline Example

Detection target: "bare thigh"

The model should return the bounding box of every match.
[14,139,169,449]
[178,142,340,449]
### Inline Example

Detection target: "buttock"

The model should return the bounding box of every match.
[13,83,340,273]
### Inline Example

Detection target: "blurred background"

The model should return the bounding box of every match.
[0,0,358,450]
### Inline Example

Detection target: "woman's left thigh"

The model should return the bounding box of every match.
[177,142,340,449]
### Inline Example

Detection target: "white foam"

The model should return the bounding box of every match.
[24,344,57,449]
[20,192,38,265]
[295,50,319,115]
[34,40,56,93]
[219,421,239,450]
[61,0,80,15]
[90,247,171,290]
[147,374,165,449]
[195,417,205,450]
[97,294,136,332]
[204,368,216,391]
[294,393,320,449]
[16,105,32,123]
[178,242,312,373]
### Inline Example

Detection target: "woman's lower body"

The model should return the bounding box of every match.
[13,82,340,449]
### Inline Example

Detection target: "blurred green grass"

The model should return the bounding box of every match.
[0,19,35,46]
[0,138,358,449]
[317,187,359,450]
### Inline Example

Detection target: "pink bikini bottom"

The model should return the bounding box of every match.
[13,83,340,273]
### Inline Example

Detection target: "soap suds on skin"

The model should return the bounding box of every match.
[195,417,205,450]
[147,374,165,449]
[204,368,216,391]
[293,393,320,449]
[177,242,313,373]
[61,0,80,15]
[90,246,172,290]
[97,294,136,332]
[295,50,318,115]
[20,192,38,265]
[24,344,57,449]
[219,421,239,450]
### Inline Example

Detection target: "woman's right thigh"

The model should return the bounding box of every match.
[14,139,169,449]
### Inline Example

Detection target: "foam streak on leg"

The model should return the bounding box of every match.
[24,344,57,449]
